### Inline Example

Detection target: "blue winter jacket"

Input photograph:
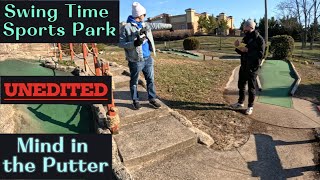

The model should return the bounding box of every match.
[119,16,172,62]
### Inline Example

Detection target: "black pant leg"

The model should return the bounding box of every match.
[248,71,258,107]
[238,68,247,104]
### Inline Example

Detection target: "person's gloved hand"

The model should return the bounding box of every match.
[140,27,147,36]
[169,28,174,32]
[134,35,143,47]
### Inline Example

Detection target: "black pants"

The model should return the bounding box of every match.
[238,67,258,107]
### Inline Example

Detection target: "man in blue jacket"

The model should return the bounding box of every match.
[119,2,173,110]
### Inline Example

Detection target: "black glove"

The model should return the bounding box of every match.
[169,28,174,32]
[235,48,243,55]
[134,35,143,47]
[140,27,147,36]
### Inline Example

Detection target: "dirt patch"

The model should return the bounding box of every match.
[154,57,255,150]
[293,61,320,105]
[0,105,21,133]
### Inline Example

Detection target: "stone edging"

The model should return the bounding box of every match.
[169,110,214,147]
[287,60,301,96]
[41,59,131,179]
[158,48,200,57]
[256,59,266,91]
[225,65,239,90]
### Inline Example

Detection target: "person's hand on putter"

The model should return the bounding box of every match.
[134,35,144,47]
[234,39,240,47]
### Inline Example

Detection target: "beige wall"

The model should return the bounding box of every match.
[170,15,186,23]
[148,10,235,35]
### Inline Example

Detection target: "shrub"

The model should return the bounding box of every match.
[152,30,193,41]
[183,37,200,50]
[270,35,295,59]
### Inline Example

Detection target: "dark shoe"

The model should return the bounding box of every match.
[149,100,161,109]
[132,101,141,110]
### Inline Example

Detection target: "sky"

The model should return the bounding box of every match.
[120,0,279,29]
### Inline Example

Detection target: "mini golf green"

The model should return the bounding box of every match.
[162,50,201,59]
[0,59,94,134]
[258,60,296,108]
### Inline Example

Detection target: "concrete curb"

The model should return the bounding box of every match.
[159,48,200,57]
[169,110,215,147]
[256,58,266,91]
[225,65,240,90]
[287,60,301,96]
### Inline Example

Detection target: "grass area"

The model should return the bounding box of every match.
[154,36,320,60]
[293,42,320,60]
[293,58,320,104]
[155,36,239,55]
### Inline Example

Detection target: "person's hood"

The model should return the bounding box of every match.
[127,15,137,23]
[127,15,143,28]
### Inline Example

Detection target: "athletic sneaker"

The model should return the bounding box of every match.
[149,100,161,109]
[231,102,245,109]
[132,101,141,110]
[245,107,254,115]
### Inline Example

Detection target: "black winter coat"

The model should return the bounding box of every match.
[236,31,265,72]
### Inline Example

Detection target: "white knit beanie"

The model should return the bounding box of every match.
[244,19,256,29]
[132,2,146,18]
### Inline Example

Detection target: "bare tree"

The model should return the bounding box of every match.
[301,0,314,48]
[277,0,315,48]
[310,0,320,49]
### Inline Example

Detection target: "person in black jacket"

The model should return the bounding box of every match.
[231,19,265,115]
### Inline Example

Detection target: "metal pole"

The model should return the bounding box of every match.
[69,43,74,62]
[82,43,88,72]
[57,43,62,61]
[264,0,268,42]
[92,43,101,76]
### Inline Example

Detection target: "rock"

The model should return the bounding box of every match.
[170,111,193,127]
[112,138,134,180]
[58,66,67,71]
[315,128,320,140]
[302,61,309,65]
[189,127,214,147]
[97,128,111,134]
[71,67,81,76]
[92,104,108,127]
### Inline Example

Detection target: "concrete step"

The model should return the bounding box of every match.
[113,86,170,126]
[131,144,253,180]
[114,115,197,171]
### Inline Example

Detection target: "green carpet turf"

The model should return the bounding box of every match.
[258,60,296,108]
[0,59,94,133]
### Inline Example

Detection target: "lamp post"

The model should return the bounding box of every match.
[264,0,268,42]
